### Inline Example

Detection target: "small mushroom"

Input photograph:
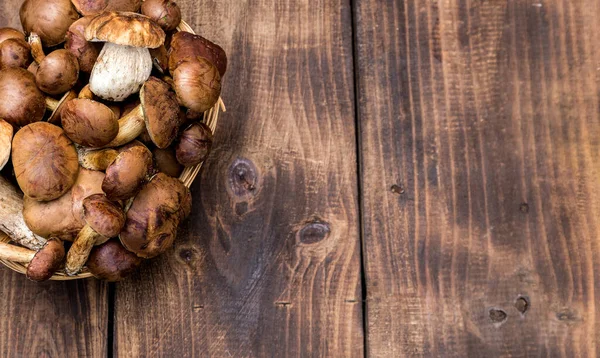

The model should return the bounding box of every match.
[45,90,78,124]
[61,98,119,147]
[0,119,12,171]
[0,38,32,70]
[64,16,102,73]
[153,147,183,177]
[0,28,25,43]
[168,31,227,77]
[85,11,165,101]
[103,77,180,148]
[77,147,119,170]
[65,194,125,275]
[19,0,80,47]
[11,122,79,201]
[0,238,65,282]
[120,173,191,258]
[29,33,80,95]
[87,239,143,281]
[172,58,221,113]
[102,142,152,201]
[176,122,213,167]
[0,67,46,127]
[141,0,181,31]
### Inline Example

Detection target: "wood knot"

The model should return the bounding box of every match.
[556,308,580,323]
[177,248,198,266]
[515,296,529,314]
[298,220,330,244]
[228,158,258,198]
[519,202,529,213]
[390,184,405,195]
[489,308,507,323]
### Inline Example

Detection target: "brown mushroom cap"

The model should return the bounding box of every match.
[141,0,181,31]
[142,77,180,148]
[0,28,25,43]
[149,45,168,73]
[168,31,227,77]
[87,239,142,281]
[0,119,12,171]
[82,194,126,238]
[153,147,183,177]
[26,238,65,282]
[0,38,32,70]
[72,0,141,16]
[19,0,80,47]
[172,58,221,113]
[0,68,46,127]
[61,99,119,147]
[120,173,191,258]
[47,90,78,125]
[12,122,79,201]
[36,49,80,95]
[176,122,213,167]
[103,142,152,201]
[65,16,102,73]
[85,11,165,48]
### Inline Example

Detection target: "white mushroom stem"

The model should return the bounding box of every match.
[102,106,145,148]
[0,177,47,250]
[65,224,107,275]
[0,238,35,263]
[77,146,119,171]
[0,119,12,171]
[89,43,152,102]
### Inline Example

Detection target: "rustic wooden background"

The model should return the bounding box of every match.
[1,0,599,356]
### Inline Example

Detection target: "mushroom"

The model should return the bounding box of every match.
[102,141,152,201]
[77,84,122,118]
[172,58,221,113]
[120,172,191,258]
[85,11,165,102]
[103,76,180,148]
[153,147,183,177]
[0,238,65,282]
[77,147,119,171]
[29,33,80,95]
[45,90,78,124]
[0,38,32,70]
[23,168,105,241]
[141,0,181,31]
[0,28,25,43]
[0,119,12,171]
[0,67,46,127]
[87,239,142,281]
[11,122,79,201]
[64,16,102,73]
[149,45,168,74]
[65,193,125,275]
[168,31,228,77]
[61,99,119,147]
[19,0,80,47]
[176,122,213,167]
[72,0,141,16]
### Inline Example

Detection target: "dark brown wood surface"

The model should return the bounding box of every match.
[355,0,600,356]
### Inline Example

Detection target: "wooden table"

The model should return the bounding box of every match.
[1,0,599,356]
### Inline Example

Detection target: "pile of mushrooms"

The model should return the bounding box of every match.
[0,0,226,281]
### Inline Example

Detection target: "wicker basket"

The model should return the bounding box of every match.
[0,20,225,280]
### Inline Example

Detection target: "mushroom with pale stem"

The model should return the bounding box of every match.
[85,11,165,102]
[29,33,80,95]
[0,67,46,127]
[12,122,79,202]
[0,119,12,171]
[103,76,180,148]
[168,31,228,77]
[0,38,31,70]
[23,169,105,241]
[176,122,213,167]
[19,0,80,47]
[120,173,191,258]
[65,16,102,73]
[45,90,78,124]
[87,239,143,281]
[0,237,65,282]
[102,141,152,201]
[65,194,125,275]
[61,99,119,147]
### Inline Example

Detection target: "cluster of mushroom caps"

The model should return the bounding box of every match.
[0,0,226,281]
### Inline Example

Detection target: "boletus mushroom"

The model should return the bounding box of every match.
[172,57,221,113]
[0,38,31,70]
[29,33,80,95]
[61,99,119,147]
[65,16,102,73]
[72,0,142,16]
[87,239,142,281]
[45,90,78,124]
[153,147,183,177]
[65,194,125,275]
[176,122,213,167]
[0,238,65,282]
[12,122,79,201]
[0,67,46,127]
[85,11,165,101]
[19,0,80,47]
[141,0,181,31]
[77,147,119,171]
[120,173,191,258]
[0,119,12,171]
[168,31,228,77]
[0,28,25,43]
[102,141,153,201]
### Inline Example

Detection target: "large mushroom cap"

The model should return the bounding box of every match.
[141,0,181,31]
[61,99,119,147]
[87,239,142,281]
[102,142,152,201]
[85,11,165,48]
[141,77,180,148]
[12,122,79,201]
[26,238,65,282]
[169,31,227,77]
[35,49,80,95]
[82,194,126,238]
[0,119,12,171]
[172,58,221,113]
[0,67,46,127]
[120,173,191,258]
[19,0,80,47]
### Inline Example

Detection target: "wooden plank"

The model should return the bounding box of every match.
[355,0,600,356]
[115,0,363,357]
[0,5,108,358]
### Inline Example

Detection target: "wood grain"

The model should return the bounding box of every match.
[355,0,600,356]
[0,6,109,358]
[115,0,363,357]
